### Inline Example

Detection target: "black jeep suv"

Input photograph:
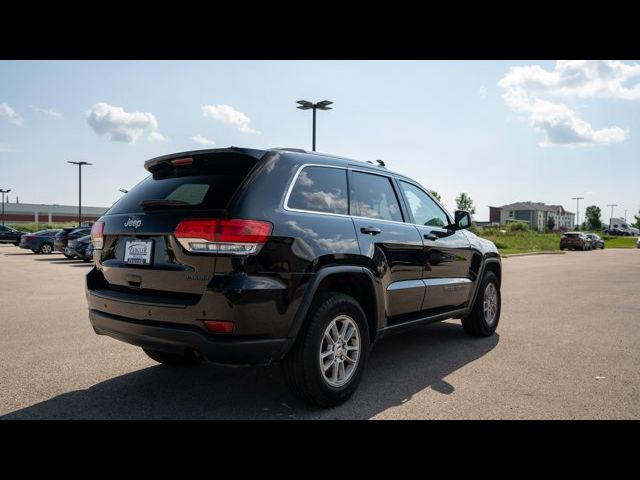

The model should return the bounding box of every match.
[86,147,501,407]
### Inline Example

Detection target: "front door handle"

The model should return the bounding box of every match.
[360,227,382,235]
[424,232,438,241]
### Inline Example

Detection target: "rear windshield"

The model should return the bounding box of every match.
[564,233,580,238]
[107,157,258,215]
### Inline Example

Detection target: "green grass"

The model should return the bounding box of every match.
[479,230,562,254]
[478,229,638,254]
[600,236,638,249]
[8,222,78,233]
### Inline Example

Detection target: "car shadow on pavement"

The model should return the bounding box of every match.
[1,322,499,420]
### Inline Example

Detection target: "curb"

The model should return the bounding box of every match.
[501,251,566,258]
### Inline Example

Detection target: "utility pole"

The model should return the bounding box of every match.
[67,161,92,225]
[572,197,584,230]
[0,188,11,226]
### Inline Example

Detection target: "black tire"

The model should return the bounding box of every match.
[461,271,501,337]
[64,253,75,259]
[560,246,564,251]
[282,292,370,408]
[31,249,38,253]
[13,242,19,246]
[39,242,53,254]
[143,348,198,366]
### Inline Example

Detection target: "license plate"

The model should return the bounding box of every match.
[124,240,153,265]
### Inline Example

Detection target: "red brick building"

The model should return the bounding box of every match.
[1,202,108,225]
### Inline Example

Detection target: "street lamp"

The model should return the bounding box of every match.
[572,197,584,230]
[296,100,333,151]
[67,161,92,226]
[607,204,618,227]
[0,188,11,226]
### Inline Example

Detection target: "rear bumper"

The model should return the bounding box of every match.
[89,308,287,365]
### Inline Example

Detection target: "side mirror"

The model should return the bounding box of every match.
[452,210,471,230]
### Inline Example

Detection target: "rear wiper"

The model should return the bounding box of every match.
[139,199,190,208]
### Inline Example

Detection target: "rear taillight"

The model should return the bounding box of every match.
[174,219,272,255]
[91,221,105,250]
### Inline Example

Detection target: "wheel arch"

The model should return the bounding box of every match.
[280,266,384,359]
[468,257,502,308]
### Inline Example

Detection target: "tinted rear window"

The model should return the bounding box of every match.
[107,158,257,215]
[350,171,403,222]
[287,166,348,215]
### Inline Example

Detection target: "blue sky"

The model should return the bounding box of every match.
[1,60,639,222]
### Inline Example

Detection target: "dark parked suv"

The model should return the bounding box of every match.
[86,147,502,407]
[0,225,25,246]
[560,232,591,251]
[54,227,92,257]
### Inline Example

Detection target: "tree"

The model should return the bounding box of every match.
[429,190,442,202]
[547,215,555,232]
[584,205,602,230]
[455,192,476,215]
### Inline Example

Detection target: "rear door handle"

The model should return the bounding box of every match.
[424,233,438,241]
[360,227,382,235]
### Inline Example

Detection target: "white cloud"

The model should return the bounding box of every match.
[503,88,628,146]
[0,142,14,152]
[86,102,159,143]
[148,131,168,142]
[479,86,488,99]
[0,102,24,126]
[31,106,63,120]
[499,60,640,100]
[499,61,638,146]
[191,134,215,145]
[201,104,259,133]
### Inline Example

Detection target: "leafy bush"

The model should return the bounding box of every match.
[507,221,529,232]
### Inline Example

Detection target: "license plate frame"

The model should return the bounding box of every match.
[124,239,154,266]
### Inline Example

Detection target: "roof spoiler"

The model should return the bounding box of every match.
[143,146,267,173]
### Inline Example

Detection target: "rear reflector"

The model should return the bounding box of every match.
[91,221,105,249]
[203,320,234,333]
[175,219,272,255]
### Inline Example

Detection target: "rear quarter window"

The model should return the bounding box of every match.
[287,166,348,215]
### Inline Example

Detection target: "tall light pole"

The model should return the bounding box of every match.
[0,188,10,226]
[296,100,333,151]
[607,204,618,227]
[67,161,92,226]
[572,197,584,230]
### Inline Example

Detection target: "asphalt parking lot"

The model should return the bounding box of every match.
[1,245,639,419]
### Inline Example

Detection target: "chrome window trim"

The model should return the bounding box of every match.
[283,163,350,217]
[283,162,454,229]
